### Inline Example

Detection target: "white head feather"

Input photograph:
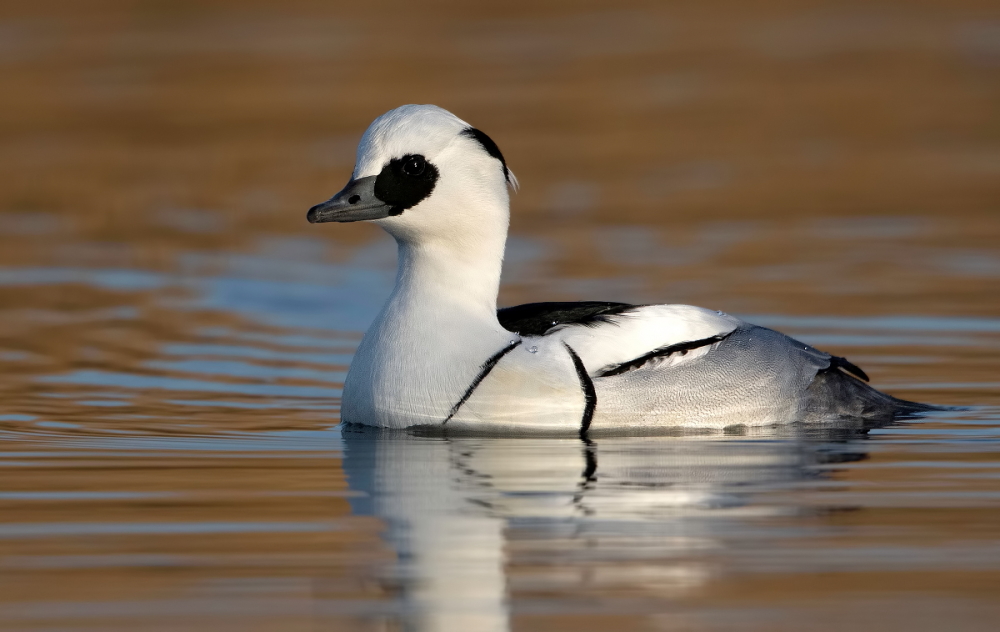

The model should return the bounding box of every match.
[351,104,516,249]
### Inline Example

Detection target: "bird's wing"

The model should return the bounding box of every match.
[446,304,741,433]
[529,303,742,378]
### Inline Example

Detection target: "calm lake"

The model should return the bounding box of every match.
[1,1,998,630]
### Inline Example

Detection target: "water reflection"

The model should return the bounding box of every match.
[342,425,874,632]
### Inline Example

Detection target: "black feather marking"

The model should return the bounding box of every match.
[597,333,731,378]
[581,442,598,483]
[498,301,636,337]
[442,340,521,425]
[564,343,596,438]
[830,355,870,382]
[461,127,514,185]
[373,154,439,214]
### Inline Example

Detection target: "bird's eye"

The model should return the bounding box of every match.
[373,153,439,213]
[401,155,426,177]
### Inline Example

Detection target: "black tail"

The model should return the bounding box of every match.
[805,367,942,421]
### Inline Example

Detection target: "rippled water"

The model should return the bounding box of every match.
[2,220,999,631]
[2,1,1000,630]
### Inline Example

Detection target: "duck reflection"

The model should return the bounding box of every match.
[341,425,874,632]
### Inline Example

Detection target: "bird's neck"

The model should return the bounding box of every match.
[341,233,513,427]
[391,236,506,323]
[361,231,513,377]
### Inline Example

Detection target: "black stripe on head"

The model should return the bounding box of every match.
[461,127,513,185]
[373,154,439,216]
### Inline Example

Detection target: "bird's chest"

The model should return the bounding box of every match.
[342,307,512,428]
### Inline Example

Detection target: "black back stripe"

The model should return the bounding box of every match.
[498,301,636,337]
[598,333,731,378]
[442,340,521,425]
[564,343,596,437]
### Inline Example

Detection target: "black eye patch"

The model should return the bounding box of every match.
[373,154,439,216]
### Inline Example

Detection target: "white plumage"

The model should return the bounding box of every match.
[307,104,929,434]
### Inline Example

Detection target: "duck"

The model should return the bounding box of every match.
[307,104,932,435]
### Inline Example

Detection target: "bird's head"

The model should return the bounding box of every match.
[308,104,516,247]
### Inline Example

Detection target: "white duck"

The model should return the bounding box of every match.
[308,104,930,435]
